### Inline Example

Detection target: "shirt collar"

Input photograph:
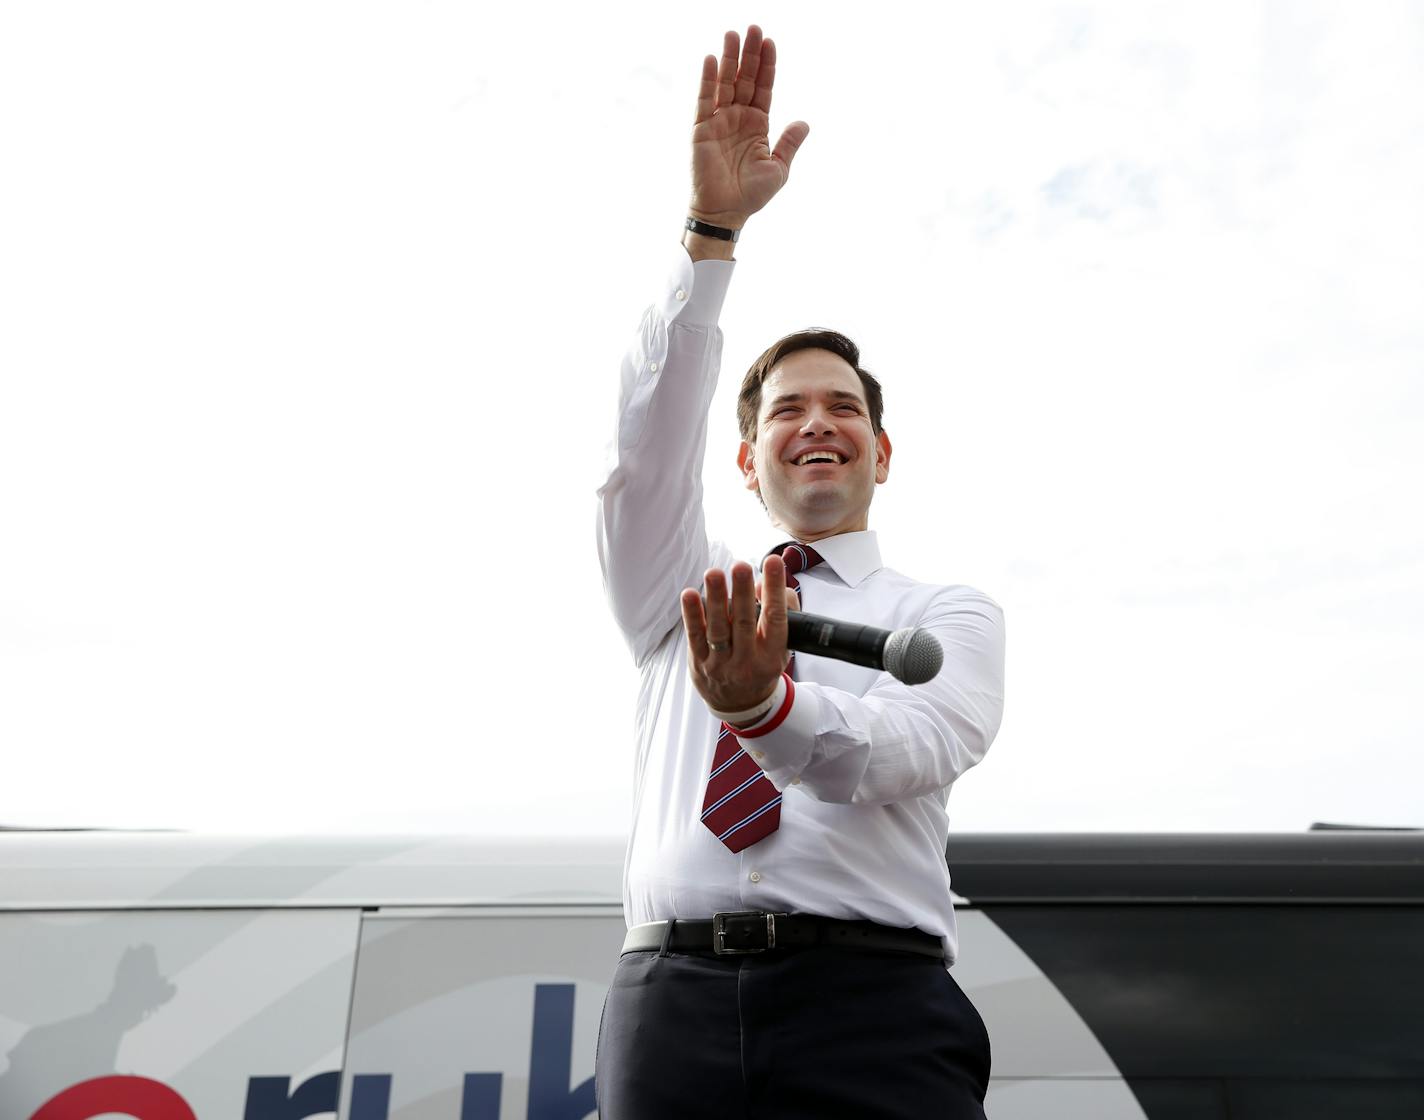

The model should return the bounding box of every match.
[760,530,883,588]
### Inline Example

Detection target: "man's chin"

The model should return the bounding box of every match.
[797,475,860,500]
[765,484,863,529]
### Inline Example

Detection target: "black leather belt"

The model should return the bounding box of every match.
[621,912,945,960]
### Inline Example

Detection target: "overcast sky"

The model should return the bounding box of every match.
[2,2,1420,835]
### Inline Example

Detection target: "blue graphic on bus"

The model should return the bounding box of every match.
[240,983,595,1120]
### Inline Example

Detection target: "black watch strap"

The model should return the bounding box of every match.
[685,216,741,242]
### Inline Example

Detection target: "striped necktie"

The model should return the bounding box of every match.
[699,542,825,852]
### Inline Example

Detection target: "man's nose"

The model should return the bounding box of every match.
[799,408,838,435]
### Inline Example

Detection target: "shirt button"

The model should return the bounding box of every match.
[751,750,765,761]
[749,871,762,883]
[675,288,686,301]
[649,361,659,372]
[792,777,802,785]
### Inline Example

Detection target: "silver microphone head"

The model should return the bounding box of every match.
[883,627,944,685]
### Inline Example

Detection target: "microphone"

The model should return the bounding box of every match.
[786,609,943,685]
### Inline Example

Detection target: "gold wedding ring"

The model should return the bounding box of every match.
[707,640,730,652]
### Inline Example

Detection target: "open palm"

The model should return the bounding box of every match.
[689,26,810,227]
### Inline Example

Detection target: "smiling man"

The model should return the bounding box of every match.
[736,341,891,535]
[594,24,1005,1120]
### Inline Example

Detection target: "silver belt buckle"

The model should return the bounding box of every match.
[712,910,783,955]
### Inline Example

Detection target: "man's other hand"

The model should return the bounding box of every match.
[681,556,795,715]
[688,25,810,231]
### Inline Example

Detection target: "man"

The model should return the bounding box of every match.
[594,24,1005,1120]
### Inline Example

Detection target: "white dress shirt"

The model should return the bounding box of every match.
[596,246,1006,963]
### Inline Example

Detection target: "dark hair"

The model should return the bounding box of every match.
[736,328,884,443]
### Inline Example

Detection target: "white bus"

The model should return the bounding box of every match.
[2,830,1420,1119]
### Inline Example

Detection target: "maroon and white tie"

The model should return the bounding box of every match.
[699,542,825,852]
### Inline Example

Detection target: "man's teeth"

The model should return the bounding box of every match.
[794,452,845,465]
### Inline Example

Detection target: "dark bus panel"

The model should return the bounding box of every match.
[952,832,1424,1119]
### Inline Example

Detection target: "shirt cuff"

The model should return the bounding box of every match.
[726,676,819,789]
[662,245,734,327]
[722,675,789,734]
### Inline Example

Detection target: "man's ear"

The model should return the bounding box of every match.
[874,430,893,484]
[737,441,760,493]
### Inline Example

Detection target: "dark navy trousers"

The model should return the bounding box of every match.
[595,944,991,1119]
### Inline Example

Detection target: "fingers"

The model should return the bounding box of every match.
[713,26,773,114]
[773,121,811,171]
[680,587,709,662]
[702,567,732,651]
[694,54,717,126]
[734,25,764,107]
[715,29,739,112]
[685,564,784,709]
[760,554,789,635]
[752,35,776,114]
[729,562,758,644]
[755,575,799,613]
[690,563,757,653]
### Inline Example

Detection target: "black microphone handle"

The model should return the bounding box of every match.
[785,609,892,672]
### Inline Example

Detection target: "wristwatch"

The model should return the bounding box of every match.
[685,216,741,242]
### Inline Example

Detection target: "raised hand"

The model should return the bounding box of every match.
[689,25,811,230]
[681,557,796,717]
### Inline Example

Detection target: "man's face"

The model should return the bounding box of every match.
[737,348,892,542]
